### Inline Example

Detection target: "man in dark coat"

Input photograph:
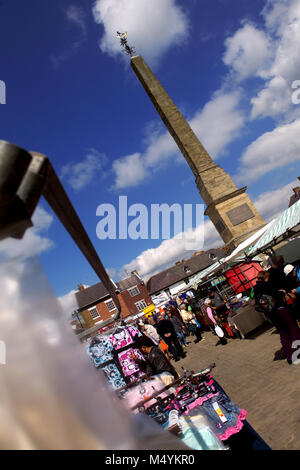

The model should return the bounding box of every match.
[132,336,179,378]
[254,271,276,299]
[156,315,185,361]
[168,310,187,346]
[268,255,287,291]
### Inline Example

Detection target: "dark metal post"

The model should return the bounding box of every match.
[0,141,33,239]
[0,141,121,314]
[42,157,121,312]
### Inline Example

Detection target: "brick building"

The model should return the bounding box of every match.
[75,272,153,329]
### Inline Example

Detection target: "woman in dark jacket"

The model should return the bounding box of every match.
[270,292,300,365]
[254,271,275,299]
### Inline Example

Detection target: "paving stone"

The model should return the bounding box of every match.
[174,325,300,450]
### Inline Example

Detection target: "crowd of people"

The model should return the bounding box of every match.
[253,255,300,365]
[130,287,236,382]
[130,254,300,380]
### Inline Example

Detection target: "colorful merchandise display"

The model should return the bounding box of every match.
[121,365,270,451]
[87,325,145,390]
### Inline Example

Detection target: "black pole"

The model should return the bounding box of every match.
[0,141,121,315]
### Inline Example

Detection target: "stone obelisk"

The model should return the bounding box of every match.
[131,55,265,250]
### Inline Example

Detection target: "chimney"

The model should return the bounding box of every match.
[131,270,140,278]
[77,284,85,291]
[293,186,300,194]
[192,251,204,257]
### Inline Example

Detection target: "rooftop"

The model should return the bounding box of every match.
[75,273,143,310]
[146,248,224,295]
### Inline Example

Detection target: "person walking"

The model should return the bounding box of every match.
[254,271,275,299]
[179,303,204,344]
[269,292,300,365]
[283,264,300,322]
[204,298,227,345]
[168,310,187,347]
[138,319,160,345]
[156,315,185,362]
[268,255,287,291]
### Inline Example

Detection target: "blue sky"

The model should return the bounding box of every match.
[1,0,300,316]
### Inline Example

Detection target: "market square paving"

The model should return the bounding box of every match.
[175,325,300,450]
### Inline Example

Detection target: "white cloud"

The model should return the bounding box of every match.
[189,92,245,158]
[250,76,292,119]
[218,0,300,181]
[66,5,87,37]
[92,0,189,66]
[58,289,78,319]
[235,119,300,183]
[0,207,56,325]
[112,91,245,189]
[119,219,222,281]
[0,207,54,261]
[221,1,300,120]
[61,149,107,191]
[58,284,90,320]
[51,5,88,67]
[251,0,300,119]
[254,178,298,221]
[143,132,178,169]
[106,267,116,278]
[223,24,272,81]
[111,152,148,190]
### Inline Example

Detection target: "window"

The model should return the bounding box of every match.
[183,266,191,273]
[135,299,147,312]
[128,286,140,297]
[89,307,100,320]
[105,299,116,312]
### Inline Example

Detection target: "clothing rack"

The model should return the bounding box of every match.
[116,374,148,393]
[131,363,216,411]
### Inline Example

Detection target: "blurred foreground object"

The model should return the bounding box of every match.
[0,140,188,449]
[0,258,188,449]
[0,140,120,311]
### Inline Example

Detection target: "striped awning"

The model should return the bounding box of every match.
[188,261,221,285]
[247,200,300,256]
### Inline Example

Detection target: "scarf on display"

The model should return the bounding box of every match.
[118,348,145,378]
[109,326,141,351]
[87,325,146,391]
[101,363,126,390]
[87,335,114,367]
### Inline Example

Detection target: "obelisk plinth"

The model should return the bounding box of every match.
[131,55,265,250]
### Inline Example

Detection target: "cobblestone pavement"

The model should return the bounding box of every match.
[174,325,300,450]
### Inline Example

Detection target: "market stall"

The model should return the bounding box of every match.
[85,330,271,451]
[246,200,300,260]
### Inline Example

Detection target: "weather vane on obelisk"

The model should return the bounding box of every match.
[117,31,136,56]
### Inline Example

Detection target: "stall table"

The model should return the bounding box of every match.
[228,302,267,339]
